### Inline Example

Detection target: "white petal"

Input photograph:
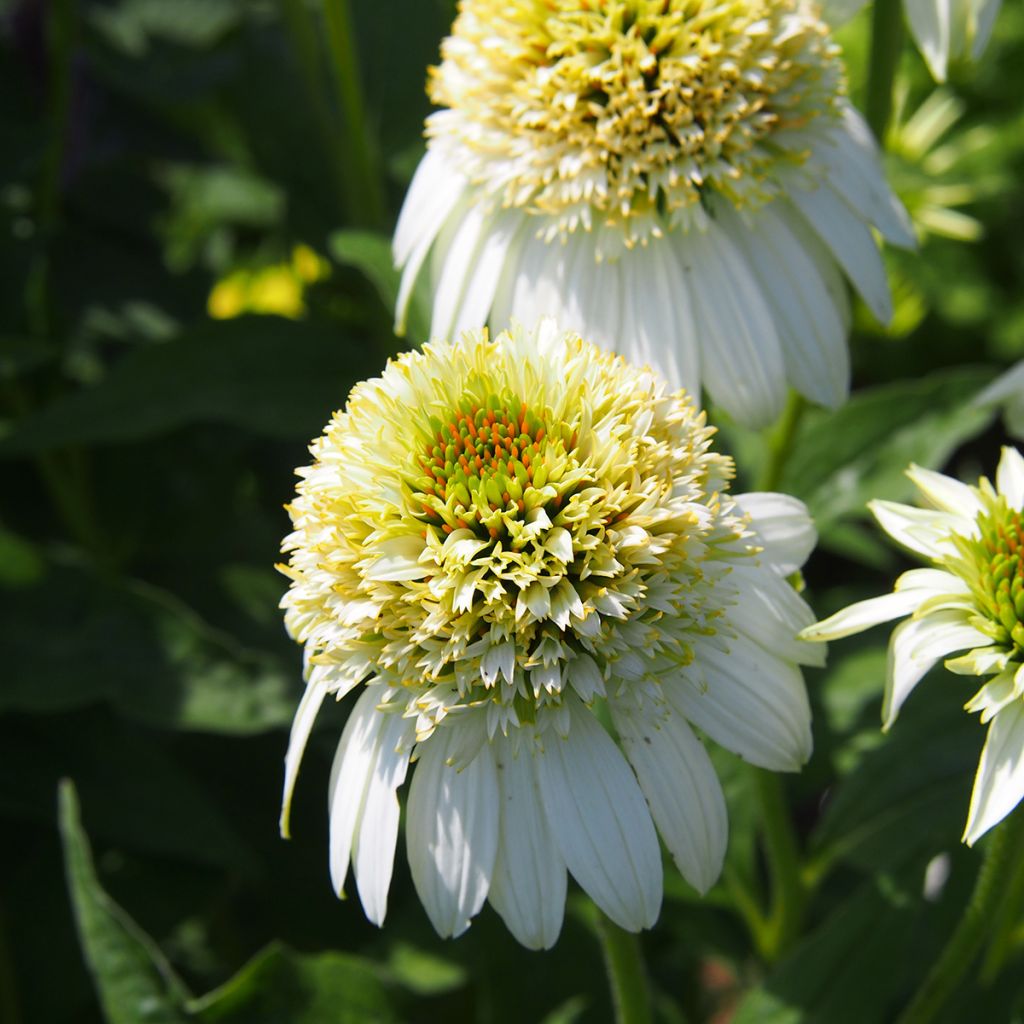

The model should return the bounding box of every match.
[668,634,812,771]
[716,202,849,409]
[800,589,924,642]
[997,447,1024,510]
[783,180,893,325]
[487,736,567,949]
[883,610,992,729]
[906,464,985,518]
[327,687,387,897]
[729,565,826,667]
[429,203,488,341]
[969,0,1002,61]
[680,222,787,426]
[869,499,967,558]
[364,534,428,581]
[611,697,727,895]
[963,701,1024,845]
[905,0,952,80]
[452,210,521,337]
[280,680,329,839]
[734,492,817,575]
[406,731,499,938]
[352,711,415,925]
[536,700,662,931]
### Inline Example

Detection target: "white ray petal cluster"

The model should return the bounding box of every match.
[394,0,912,427]
[824,0,1003,82]
[803,448,1024,846]
[279,320,823,945]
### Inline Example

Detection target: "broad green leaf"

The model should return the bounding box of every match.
[385,942,467,996]
[189,942,402,1024]
[0,564,296,734]
[731,875,919,1024]
[779,367,995,556]
[0,317,381,455]
[59,779,192,1024]
[329,229,431,342]
[810,670,979,876]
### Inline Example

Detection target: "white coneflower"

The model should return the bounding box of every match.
[826,0,1003,83]
[803,448,1024,846]
[393,0,912,427]
[279,320,824,947]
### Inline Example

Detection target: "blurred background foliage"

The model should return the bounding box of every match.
[2,0,1024,1022]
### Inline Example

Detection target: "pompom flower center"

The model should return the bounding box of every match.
[428,0,844,243]
[974,501,1024,653]
[412,394,578,539]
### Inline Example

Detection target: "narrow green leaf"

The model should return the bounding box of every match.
[58,779,191,1024]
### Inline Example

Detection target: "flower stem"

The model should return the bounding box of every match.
[758,392,806,492]
[895,816,1019,1024]
[865,0,903,143]
[754,769,806,960]
[321,0,386,229]
[595,914,653,1024]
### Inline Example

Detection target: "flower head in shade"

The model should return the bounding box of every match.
[825,0,1003,83]
[393,0,912,427]
[802,448,1024,846]
[278,320,824,947]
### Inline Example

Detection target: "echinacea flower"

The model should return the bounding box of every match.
[278,320,824,947]
[826,0,1002,83]
[393,0,912,427]
[802,448,1024,846]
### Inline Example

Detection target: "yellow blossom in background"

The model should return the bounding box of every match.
[208,244,329,320]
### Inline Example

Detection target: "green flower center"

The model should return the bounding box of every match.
[976,503,1024,653]
[410,392,582,539]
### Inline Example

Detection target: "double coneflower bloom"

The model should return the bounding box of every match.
[394,0,912,426]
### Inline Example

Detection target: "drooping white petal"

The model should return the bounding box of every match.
[679,222,787,426]
[728,565,827,667]
[970,0,1002,60]
[536,700,662,931]
[906,464,985,518]
[734,492,817,575]
[669,635,812,771]
[451,210,521,338]
[869,499,969,559]
[801,590,928,642]
[716,202,849,409]
[327,687,389,897]
[487,736,567,949]
[963,701,1024,845]
[352,711,416,925]
[883,611,992,729]
[611,696,727,895]
[784,178,893,325]
[905,0,953,81]
[430,203,489,341]
[406,730,500,938]
[280,680,329,839]
[997,447,1024,510]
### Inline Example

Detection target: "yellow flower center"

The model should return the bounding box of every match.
[429,0,844,244]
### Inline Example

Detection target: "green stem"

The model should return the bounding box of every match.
[755,770,806,960]
[595,915,653,1024]
[757,392,806,493]
[865,0,903,144]
[896,817,1019,1024]
[980,815,1024,983]
[322,0,386,228]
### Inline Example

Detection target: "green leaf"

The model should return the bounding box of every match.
[779,366,996,556]
[0,564,296,734]
[810,670,979,876]
[385,942,467,996]
[731,875,919,1024]
[189,942,402,1024]
[0,317,381,455]
[58,779,192,1024]
[329,229,431,342]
